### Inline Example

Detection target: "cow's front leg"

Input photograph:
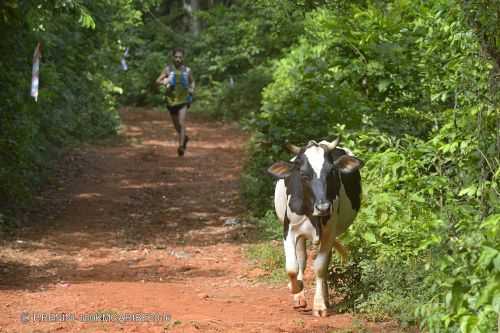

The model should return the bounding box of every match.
[312,239,333,317]
[293,236,307,308]
[284,230,303,294]
[322,251,332,309]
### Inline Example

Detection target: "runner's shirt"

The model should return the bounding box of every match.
[164,65,192,107]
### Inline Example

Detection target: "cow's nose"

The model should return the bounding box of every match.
[315,202,331,213]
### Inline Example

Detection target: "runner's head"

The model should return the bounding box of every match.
[172,48,185,67]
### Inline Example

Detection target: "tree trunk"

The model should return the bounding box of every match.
[183,0,200,35]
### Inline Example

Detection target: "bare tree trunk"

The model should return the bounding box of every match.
[191,0,200,35]
[183,0,200,35]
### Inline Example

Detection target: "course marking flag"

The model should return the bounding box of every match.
[120,47,129,71]
[31,42,42,102]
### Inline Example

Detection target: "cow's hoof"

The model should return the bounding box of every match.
[293,291,307,309]
[312,309,329,317]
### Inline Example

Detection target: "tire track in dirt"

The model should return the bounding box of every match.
[0,108,400,333]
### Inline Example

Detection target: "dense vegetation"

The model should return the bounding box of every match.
[0,0,159,212]
[1,0,498,332]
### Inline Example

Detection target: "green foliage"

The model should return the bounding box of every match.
[417,214,500,333]
[252,210,283,241]
[240,137,289,216]
[0,0,154,209]
[245,240,286,283]
[216,65,273,120]
[193,1,306,82]
[188,65,273,120]
[185,0,315,121]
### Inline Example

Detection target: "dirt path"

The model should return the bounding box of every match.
[0,108,399,333]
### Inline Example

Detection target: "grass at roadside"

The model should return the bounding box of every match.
[243,210,287,283]
[245,240,286,284]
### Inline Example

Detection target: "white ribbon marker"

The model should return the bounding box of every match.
[120,47,129,71]
[31,42,42,102]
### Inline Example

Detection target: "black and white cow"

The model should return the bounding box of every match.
[267,138,362,317]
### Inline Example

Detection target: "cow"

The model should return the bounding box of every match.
[267,138,363,317]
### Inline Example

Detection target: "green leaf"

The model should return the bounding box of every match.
[492,293,500,313]
[376,79,391,92]
[458,185,478,197]
[494,255,500,272]
[362,232,376,243]
[477,278,500,306]
[459,315,478,333]
[79,13,96,29]
[478,246,498,269]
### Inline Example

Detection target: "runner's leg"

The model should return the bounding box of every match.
[169,109,181,138]
[178,105,188,149]
[168,109,184,155]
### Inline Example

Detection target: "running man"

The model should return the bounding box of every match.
[156,48,195,156]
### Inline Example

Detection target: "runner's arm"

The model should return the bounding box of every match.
[156,66,169,85]
[188,69,195,94]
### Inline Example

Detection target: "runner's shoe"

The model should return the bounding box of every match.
[177,146,184,156]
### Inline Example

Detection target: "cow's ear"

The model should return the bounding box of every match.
[334,155,363,173]
[267,161,294,179]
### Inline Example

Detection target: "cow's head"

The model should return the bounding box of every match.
[268,138,363,217]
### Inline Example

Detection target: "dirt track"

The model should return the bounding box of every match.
[0,108,400,333]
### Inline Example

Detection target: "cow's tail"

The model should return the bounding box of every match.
[332,239,349,264]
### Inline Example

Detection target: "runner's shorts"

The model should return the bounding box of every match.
[167,103,190,114]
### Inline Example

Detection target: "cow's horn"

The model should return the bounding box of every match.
[286,143,301,155]
[325,137,340,151]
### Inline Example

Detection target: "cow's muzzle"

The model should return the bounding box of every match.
[313,202,331,216]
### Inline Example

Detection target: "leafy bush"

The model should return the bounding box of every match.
[0,0,159,212]
[417,214,500,333]
[185,0,311,121]
[187,65,272,120]
[245,240,286,283]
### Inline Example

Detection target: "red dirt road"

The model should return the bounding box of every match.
[0,108,400,333]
